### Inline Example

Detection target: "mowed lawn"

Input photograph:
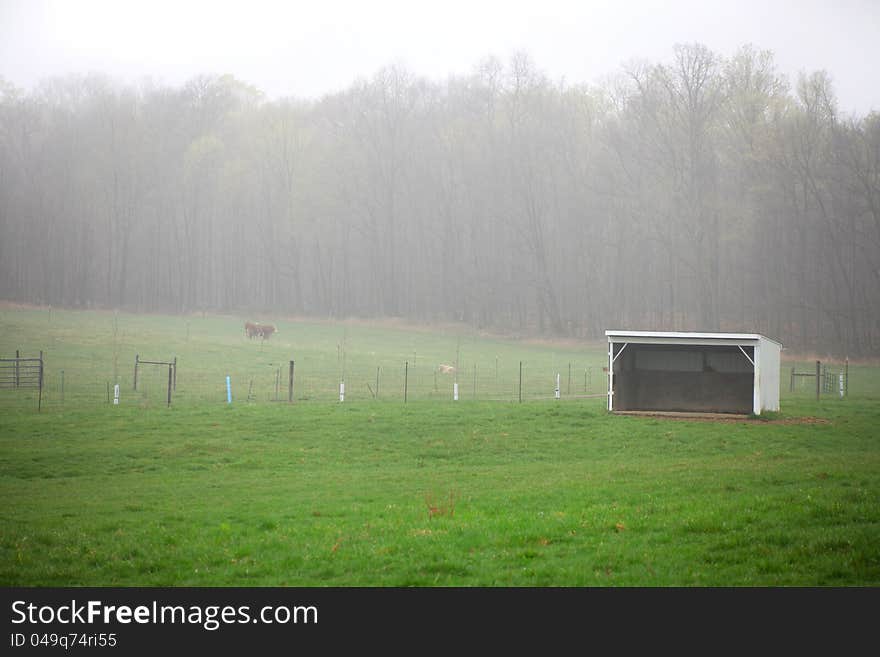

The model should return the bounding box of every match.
[0,307,878,586]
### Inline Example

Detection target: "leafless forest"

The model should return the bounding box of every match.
[1,44,877,356]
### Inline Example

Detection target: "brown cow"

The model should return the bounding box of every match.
[258,324,277,340]
[245,321,261,339]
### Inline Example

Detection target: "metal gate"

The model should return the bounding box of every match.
[0,351,44,411]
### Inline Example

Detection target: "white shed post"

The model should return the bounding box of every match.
[607,341,614,411]
[752,343,761,415]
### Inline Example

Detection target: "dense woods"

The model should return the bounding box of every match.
[1,44,877,356]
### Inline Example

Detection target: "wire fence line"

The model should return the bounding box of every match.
[3,348,861,413]
[0,356,609,411]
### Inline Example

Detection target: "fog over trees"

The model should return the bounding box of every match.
[1,44,878,356]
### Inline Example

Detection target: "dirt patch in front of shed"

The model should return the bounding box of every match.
[615,411,830,425]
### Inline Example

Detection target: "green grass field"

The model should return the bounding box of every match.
[0,306,610,408]
[1,306,878,585]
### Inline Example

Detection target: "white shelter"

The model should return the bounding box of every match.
[606,331,782,415]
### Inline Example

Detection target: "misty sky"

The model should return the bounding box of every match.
[1,0,878,116]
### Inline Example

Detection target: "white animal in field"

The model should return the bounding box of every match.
[438,364,456,374]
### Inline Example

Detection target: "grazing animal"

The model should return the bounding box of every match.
[244,321,277,340]
[438,364,456,374]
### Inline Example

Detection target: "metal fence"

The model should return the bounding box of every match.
[0,354,608,411]
[789,359,849,400]
[4,348,860,413]
[0,351,44,411]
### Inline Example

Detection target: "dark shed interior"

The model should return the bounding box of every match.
[612,343,754,414]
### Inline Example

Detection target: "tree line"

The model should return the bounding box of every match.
[1,44,877,356]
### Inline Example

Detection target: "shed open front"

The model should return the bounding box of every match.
[611,342,755,414]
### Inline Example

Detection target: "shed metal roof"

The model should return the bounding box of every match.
[605,330,782,347]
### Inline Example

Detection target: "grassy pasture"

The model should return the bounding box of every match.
[0,306,609,408]
[0,307,878,586]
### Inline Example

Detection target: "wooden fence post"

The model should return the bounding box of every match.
[815,360,820,401]
[134,354,139,391]
[519,361,523,403]
[288,360,295,403]
[37,353,43,413]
